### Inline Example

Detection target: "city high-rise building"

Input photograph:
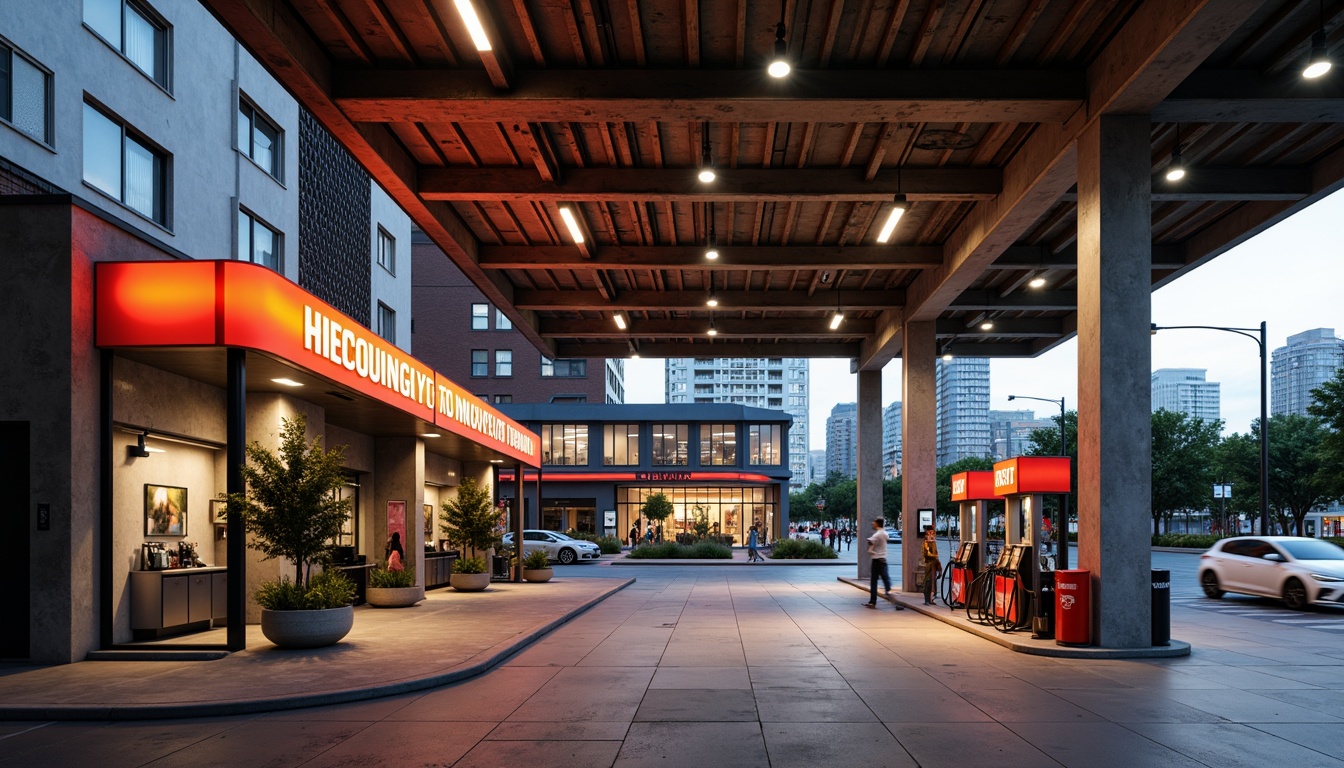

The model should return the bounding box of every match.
[807,450,828,487]
[935,358,991,466]
[665,358,809,490]
[826,402,859,479]
[882,402,903,477]
[1151,368,1221,424]
[1272,328,1344,417]
[988,410,1056,460]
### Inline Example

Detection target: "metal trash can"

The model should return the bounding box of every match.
[1055,569,1091,646]
[1151,568,1171,646]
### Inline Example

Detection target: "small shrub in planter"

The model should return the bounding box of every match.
[366,565,422,607]
[255,569,356,610]
[454,556,486,574]
[369,565,417,589]
[596,536,623,554]
[523,549,550,570]
[450,555,490,591]
[625,542,732,559]
[769,539,839,560]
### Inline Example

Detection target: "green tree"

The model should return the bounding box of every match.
[440,476,500,557]
[882,476,902,527]
[1151,409,1223,534]
[227,414,351,587]
[1265,413,1333,536]
[1307,367,1344,504]
[823,476,858,525]
[640,492,675,536]
[1212,431,1259,534]
[936,456,995,532]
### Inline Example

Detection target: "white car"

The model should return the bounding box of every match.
[502,530,602,565]
[1198,536,1344,610]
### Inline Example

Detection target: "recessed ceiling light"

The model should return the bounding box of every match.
[272,377,303,387]
[422,432,441,438]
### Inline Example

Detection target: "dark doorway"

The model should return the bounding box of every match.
[0,422,31,658]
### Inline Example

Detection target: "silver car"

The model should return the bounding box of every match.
[1198,536,1344,610]
[502,530,602,565]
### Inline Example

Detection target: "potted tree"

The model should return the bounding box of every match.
[440,476,499,591]
[225,414,356,649]
[521,548,553,583]
[366,563,424,607]
[640,492,674,545]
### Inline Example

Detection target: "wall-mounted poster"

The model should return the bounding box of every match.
[423,504,434,536]
[211,498,227,524]
[145,484,187,536]
[387,500,407,551]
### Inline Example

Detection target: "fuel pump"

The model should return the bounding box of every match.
[992,457,1071,634]
[946,471,1002,609]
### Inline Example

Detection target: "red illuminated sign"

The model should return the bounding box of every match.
[992,456,1071,495]
[95,260,539,466]
[950,471,1003,501]
[499,471,778,484]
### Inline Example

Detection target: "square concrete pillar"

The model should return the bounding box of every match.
[374,436,426,584]
[856,369,883,580]
[1076,114,1153,648]
[901,321,937,592]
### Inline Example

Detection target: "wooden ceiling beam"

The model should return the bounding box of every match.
[1154,70,1344,122]
[555,341,863,358]
[986,244,1187,270]
[419,167,1001,201]
[935,317,1065,338]
[540,317,878,338]
[479,244,944,270]
[859,0,1264,370]
[948,290,1076,311]
[514,289,906,311]
[334,69,1084,123]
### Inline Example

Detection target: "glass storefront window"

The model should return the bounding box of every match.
[699,423,737,466]
[652,423,688,465]
[748,424,781,465]
[541,498,596,534]
[616,486,775,546]
[603,423,639,466]
[541,423,588,466]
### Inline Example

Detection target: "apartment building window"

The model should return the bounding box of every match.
[377,303,396,344]
[495,349,512,377]
[700,424,738,466]
[236,208,281,270]
[652,424,688,466]
[0,42,52,145]
[541,358,587,377]
[471,350,488,377]
[237,98,281,179]
[376,226,395,274]
[748,424,782,465]
[83,102,168,225]
[493,395,512,404]
[471,303,489,330]
[603,424,639,466]
[542,424,588,466]
[85,0,170,89]
[495,309,512,330]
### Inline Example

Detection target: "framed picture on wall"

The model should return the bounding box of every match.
[423,503,434,536]
[387,500,406,551]
[211,498,227,524]
[145,484,187,537]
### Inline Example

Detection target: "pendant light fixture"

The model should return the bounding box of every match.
[768,21,791,78]
[707,317,718,337]
[705,203,719,260]
[613,311,627,330]
[1165,124,1186,182]
[829,288,844,330]
[698,127,716,183]
[1304,0,1332,79]
[706,272,719,307]
[1028,273,1047,289]
[877,166,908,243]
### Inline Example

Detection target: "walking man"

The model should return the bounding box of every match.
[865,518,903,610]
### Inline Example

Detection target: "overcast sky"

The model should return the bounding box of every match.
[624,188,1344,448]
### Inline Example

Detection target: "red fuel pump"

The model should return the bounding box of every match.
[991,457,1072,633]
[947,471,1002,609]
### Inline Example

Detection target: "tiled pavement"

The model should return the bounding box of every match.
[1,553,1342,767]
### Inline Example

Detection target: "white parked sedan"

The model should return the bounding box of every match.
[502,530,602,565]
[1198,536,1344,610]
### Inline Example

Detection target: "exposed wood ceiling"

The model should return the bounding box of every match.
[200,0,1344,369]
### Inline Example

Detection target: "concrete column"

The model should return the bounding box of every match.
[374,436,426,585]
[901,321,937,592]
[856,369,883,579]
[1076,114,1153,648]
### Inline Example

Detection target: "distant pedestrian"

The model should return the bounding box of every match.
[921,525,941,605]
[645,525,654,544]
[748,524,764,562]
[629,524,640,547]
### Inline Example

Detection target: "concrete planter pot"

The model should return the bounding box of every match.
[450,572,491,592]
[522,567,554,583]
[260,606,354,649]
[365,585,425,608]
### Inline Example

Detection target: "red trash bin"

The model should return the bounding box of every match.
[1054,569,1091,646]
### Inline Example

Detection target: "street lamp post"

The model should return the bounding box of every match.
[1007,394,1069,570]
[1151,322,1269,535]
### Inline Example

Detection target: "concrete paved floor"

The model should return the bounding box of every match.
[2,554,1342,767]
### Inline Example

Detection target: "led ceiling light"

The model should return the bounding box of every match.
[1028,273,1047,289]
[1304,2,1332,79]
[829,310,844,330]
[707,318,718,337]
[558,206,586,244]
[698,166,717,183]
[421,432,441,438]
[768,22,791,78]
[1165,125,1186,182]
[271,377,303,387]
[698,130,716,183]
[979,320,994,331]
[706,293,719,307]
[876,194,908,243]
[613,312,627,330]
[453,0,493,52]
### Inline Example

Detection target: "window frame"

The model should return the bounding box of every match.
[377,302,396,344]
[541,423,589,466]
[471,303,489,330]
[495,308,512,330]
[236,206,281,271]
[603,423,640,466]
[470,349,488,377]
[376,226,395,275]
[494,349,513,377]
[237,96,282,180]
[83,101,171,227]
[0,40,54,147]
[541,358,588,378]
[83,0,172,91]
[700,423,739,466]
[748,424,782,466]
[651,423,689,466]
